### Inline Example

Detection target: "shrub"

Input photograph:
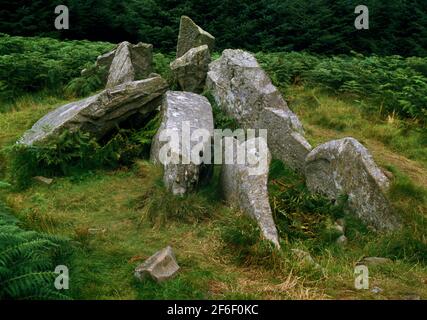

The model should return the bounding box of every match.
[257,52,427,123]
[5,113,162,190]
[0,34,114,102]
[0,201,71,300]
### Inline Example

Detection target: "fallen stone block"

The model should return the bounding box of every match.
[134,246,180,282]
[19,76,168,146]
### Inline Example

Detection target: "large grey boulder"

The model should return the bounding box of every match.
[259,107,312,173]
[106,41,135,88]
[176,16,215,58]
[305,137,400,231]
[19,76,168,146]
[170,45,211,93]
[221,137,280,248]
[207,49,310,172]
[134,246,180,282]
[150,91,214,195]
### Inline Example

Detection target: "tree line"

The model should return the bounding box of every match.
[1,0,426,56]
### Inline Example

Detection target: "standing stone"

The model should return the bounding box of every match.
[305,137,400,231]
[19,76,168,146]
[106,42,135,88]
[130,42,154,79]
[134,246,180,282]
[93,42,153,86]
[170,45,211,93]
[176,16,215,58]
[150,91,214,196]
[259,107,312,173]
[221,137,280,248]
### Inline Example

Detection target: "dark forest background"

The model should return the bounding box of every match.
[1,0,426,56]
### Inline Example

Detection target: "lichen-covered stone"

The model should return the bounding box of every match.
[221,137,280,247]
[150,91,214,195]
[19,76,168,146]
[206,49,292,129]
[134,246,180,282]
[176,16,215,58]
[170,45,211,93]
[259,107,312,173]
[305,137,400,231]
[207,49,310,172]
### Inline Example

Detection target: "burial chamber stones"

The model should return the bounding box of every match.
[305,137,400,231]
[150,91,214,196]
[19,76,168,146]
[206,49,312,173]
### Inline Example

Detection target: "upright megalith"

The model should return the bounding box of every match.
[150,91,214,196]
[91,41,153,86]
[176,16,215,58]
[305,137,400,231]
[19,76,168,146]
[221,137,280,248]
[106,41,135,88]
[131,42,154,79]
[170,45,211,93]
[207,49,310,172]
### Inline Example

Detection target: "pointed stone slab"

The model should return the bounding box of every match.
[305,137,400,231]
[176,16,215,58]
[19,76,168,146]
[221,137,280,248]
[106,41,135,88]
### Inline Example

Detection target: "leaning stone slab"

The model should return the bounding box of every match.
[19,76,168,146]
[134,246,180,282]
[207,49,310,172]
[207,49,291,129]
[305,137,400,231]
[150,91,214,195]
[176,16,215,58]
[259,107,312,173]
[170,45,211,93]
[221,137,280,248]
